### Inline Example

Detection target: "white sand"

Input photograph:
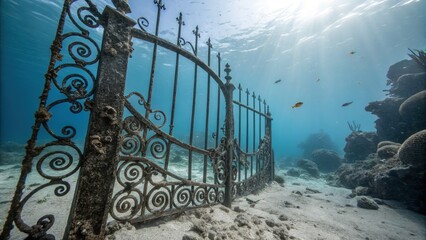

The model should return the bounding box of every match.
[111,171,426,240]
[1,167,425,240]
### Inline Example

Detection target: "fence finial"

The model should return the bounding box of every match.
[176,12,184,26]
[224,63,232,83]
[206,38,212,49]
[112,0,131,14]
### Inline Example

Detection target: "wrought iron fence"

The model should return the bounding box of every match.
[0,0,274,239]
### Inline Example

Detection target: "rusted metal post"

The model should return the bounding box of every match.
[66,6,135,240]
[266,107,274,181]
[223,63,235,208]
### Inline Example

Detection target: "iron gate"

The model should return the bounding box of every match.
[1,0,274,239]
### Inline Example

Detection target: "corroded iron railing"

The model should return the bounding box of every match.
[1,0,274,239]
[0,0,102,239]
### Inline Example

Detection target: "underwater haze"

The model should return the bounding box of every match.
[1,0,426,160]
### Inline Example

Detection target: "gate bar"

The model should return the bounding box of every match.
[223,63,235,207]
[66,6,135,239]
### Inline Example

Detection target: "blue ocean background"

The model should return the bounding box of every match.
[1,0,425,161]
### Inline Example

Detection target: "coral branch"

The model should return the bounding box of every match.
[347,121,361,133]
[408,48,426,70]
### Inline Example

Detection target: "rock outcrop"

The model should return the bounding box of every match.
[365,59,426,143]
[297,131,337,158]
[338,56,426,214]
[343,132,379,162]
[310,149,342,172]
[296,159,320,178]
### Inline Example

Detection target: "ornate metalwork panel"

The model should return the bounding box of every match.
[0,0,103,239]
[1,0,274,239]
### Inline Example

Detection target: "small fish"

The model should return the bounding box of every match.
[341,101,353,107]
[292,102,303,108]
[316,78,320,82]
[212,132,216,139]
[349,51,356,55]
[274,79,282,84]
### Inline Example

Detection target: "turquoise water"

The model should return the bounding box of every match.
[0,0,425,238]
[1,0,425,159]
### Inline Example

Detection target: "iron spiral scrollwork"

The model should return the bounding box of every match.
[2,0,103,239]
[53,63,96,99]
[173,186,192,209]
[146,186,170,213]
[137,17,149,32]
[210,137,227,185]
[35,142,82,180]
[68,0,101,35]
[126,92,167,129]
[63,32,101,66]
[15,180,71,237]
[146,134,167,160]
[121,116,145,156]
[179,37,196,55]
[110,161,146,221]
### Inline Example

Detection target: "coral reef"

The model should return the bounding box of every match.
[298,131,337,157]
[343,132,379,162]
[310,149,342,172]
[376,141,400,159]
[337,55,426,214]
[347,121,361,133]
[398,90,426,130]
[397,129,426,169]
[365,58,426,143]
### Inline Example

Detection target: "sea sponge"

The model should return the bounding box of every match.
[397,129,426,168]
[399,90,426,121]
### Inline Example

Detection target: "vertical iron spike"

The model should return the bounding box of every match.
[176,12,184,25]
[238,83,242,91]
[267,105,270,115]
[153,0,165,37]
[224,63,232,83]
[193,25,200,55]
[193,25,200,38]
[258,95,261,102]
[252,91,256,99]
[206,37,212,49]
[154,0,166,10]
[217,52,221,76]
[263,99,267,114]
[176,12,184,46]
[245,88,250,95]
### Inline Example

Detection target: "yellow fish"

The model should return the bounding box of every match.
[292,102,303,108]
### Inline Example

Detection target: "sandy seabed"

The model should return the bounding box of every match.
[110,171,426,240]
[1,167,425,240]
